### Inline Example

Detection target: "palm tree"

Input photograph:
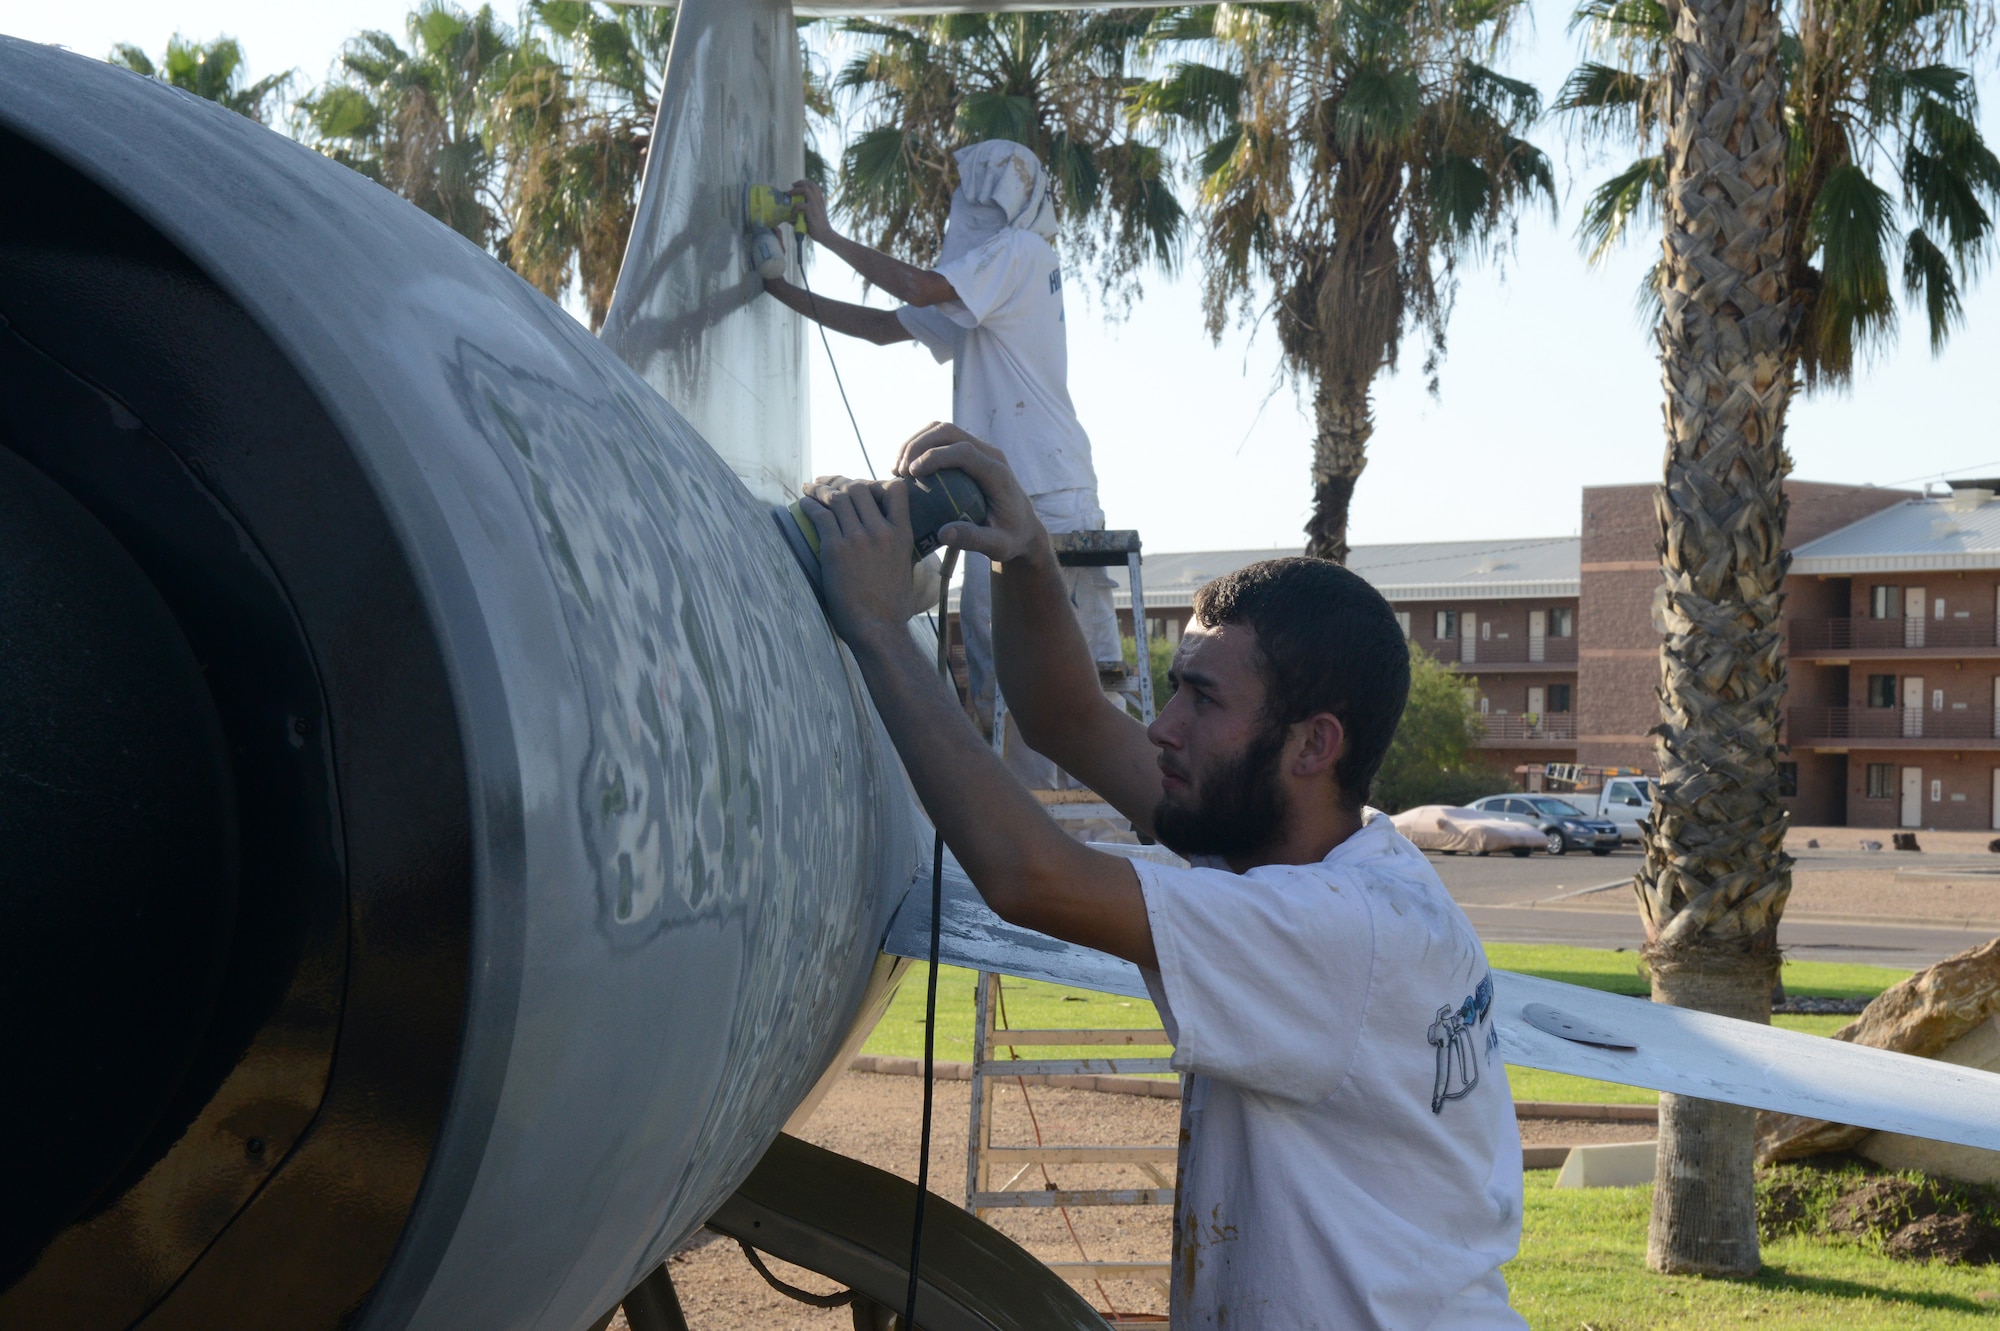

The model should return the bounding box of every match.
[109,35,291,124]
[1560,0,2000,388]
[832,13,1185,305]
[1558,0,2000,1277]
[1135,3,1554,564]
[492,3,676,331]
[299,3,518,250]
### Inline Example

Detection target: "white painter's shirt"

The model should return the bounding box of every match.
[896,229,1097,499]
[1134,813,1527,1330]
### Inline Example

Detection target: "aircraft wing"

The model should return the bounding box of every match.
[884,851,2000,1154]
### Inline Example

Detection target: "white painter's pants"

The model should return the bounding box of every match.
[959,488,1123,789]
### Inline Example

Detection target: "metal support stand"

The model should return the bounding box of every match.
[620,1262,692,1331]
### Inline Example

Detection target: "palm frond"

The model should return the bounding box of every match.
[956,91,1037,148]
[1577,155,1664,262]
[1800,163,1899,387]
[1902,225,1963,350]
[1554,62,1653,117]
[1569,0,1671,39]
[1196,125,1245,184]
[1334,64,1424,150]
[1130,60,1243,140]
[1458,59,1542,126]
[1429,154,1495,238]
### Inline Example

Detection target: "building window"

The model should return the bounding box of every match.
[1549,607,1574,638]
[1870,585,1901,619]
[1866,763,1895,799]
[1396,611,1411,639]
[1867,674,1898,708]
[1548,684,1572,713]
[1778,762,1798,797]
[1435,610,1457,639]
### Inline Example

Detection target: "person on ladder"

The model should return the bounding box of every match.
[762,141,1121,785]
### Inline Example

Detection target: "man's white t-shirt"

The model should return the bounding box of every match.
[1133,813,1526,1330]
[896,229,1096,498]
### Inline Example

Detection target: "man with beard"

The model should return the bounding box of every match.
[798,424,1526,1331]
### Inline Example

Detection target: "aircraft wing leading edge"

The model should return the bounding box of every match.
[884,854,2000,1155]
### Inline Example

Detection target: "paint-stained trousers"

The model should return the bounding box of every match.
[959,488,1123,789]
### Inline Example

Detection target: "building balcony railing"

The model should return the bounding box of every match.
[1423,637,1579,667]
[1788,705,2000,744]
[1477,713,1577,743]
[1791,617,2000,653]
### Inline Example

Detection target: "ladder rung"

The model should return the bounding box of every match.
[1044,1262,1171,1280]
[982,1146,1177,1165]
[972,1188,1173,1208]
[986,1029,1170,1047]
[977,1058,1175,1077]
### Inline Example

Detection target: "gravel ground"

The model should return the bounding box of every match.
[1516,1117,1656,1147]
[606,1072,1651,1329]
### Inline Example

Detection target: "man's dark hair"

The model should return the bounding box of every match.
[1190,557,1410,809]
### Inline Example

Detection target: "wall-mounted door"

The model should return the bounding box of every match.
[1528,610,1546,663]
[1527,686,1545,720]
[1460,612,1476,664]
[1991,769,2000,831]
[1902,766,1924,828]
[1906,586,1927,646]
[1904,674,1925,737]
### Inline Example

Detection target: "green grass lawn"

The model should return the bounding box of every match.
[860,943,1910,1104]
[1509,1173,2000,1328]
[862,964,1169,1067]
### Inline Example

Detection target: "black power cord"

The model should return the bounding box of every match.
[796,246,878,481]
[904,545,957,1331]
[793,216,951,1330]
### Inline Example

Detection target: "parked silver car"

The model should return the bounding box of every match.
[1466,795,1622,856]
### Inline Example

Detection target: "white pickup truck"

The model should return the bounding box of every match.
[1594,777,1659,844]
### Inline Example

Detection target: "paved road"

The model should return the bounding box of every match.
[1460,903,1996,970]
[1428,846,1999,969]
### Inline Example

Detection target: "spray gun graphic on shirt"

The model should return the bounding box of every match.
[1427,974,1495,1114]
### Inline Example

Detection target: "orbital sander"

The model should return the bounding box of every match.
[746,184,806,280]
[774,469,988,607]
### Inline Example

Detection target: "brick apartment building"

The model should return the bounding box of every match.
[1080,476,2000,831]
[1099,540,1585,779]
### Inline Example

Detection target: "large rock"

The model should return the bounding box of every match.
[1757,938,2000,1166]
[1856,1015,2000,1184]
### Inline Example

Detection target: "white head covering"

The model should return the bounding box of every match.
[937,139,1058,266]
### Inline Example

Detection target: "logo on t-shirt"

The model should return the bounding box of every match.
[1426,973,1495,1113]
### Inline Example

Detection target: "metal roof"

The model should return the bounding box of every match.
[1792,495,2000,574]
[943,536,1580,612]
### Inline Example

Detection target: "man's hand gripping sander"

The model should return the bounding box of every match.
[773,470,988,609]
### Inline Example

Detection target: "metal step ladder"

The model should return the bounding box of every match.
[974,530,1176,1305]
[963,971,1177,1296]
[992,529,1155,763]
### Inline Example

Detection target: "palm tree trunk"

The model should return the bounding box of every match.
[1305,378,1370,564]
[1642,0,1797,1278]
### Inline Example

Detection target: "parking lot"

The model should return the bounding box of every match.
[1428,831,2000,969]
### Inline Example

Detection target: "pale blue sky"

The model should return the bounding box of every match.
[6,0,1995,552]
